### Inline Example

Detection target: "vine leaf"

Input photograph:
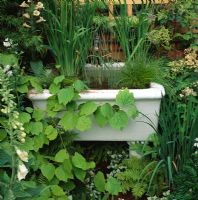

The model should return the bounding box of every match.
[116,89,134,106]
[100,103,113,119]
[44,125,58,141]
[32,109,45,121]
[57,87,74,105]
[55,165,69,182]
[79,101,97,116]
[18,112,31,124]
[50,185,65,196]
[40,163,55,181]
[72,152,95,170]
[29,122,43,135]
[95,109,108,127]
[54,75,65,85]
[59,111,78,131]
[73,79,88,92]
[73,168,86,182]
[109,111,128,130]
[55,149,69,163]
[126,105,139,118]
[76,116,92,131]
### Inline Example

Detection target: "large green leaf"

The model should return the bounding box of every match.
[109,111,128,130]
[55,149,69,163]
[94,171,106,192]
[100,103,114,119]
[57,87,74,105]
[73,80,88,92]
[32,109,45,121]
[72,152,95,170]
[73,168,86,182]
[50,185,65,196]
[76,116,92,131]
[29,122,43,135]
[59,111,78,131]
[62,160,73,179]
[49,83,60,94]
[72,152,87,170]
[126,105,139,118]
[105,177,122,196]
[29,77,43,92]
[95,109,108,127]
[44,125,58,141]
[116,89,134,106]
[33,134,47,151]
[40,163,55,181]
[79,101,97,116]
[0,53,18,65]
[18,112,31,124]
[55,166,69,182]
[54,75,65,85]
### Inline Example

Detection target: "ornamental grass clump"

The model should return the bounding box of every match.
[119,55,162,89]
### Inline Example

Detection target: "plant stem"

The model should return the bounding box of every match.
[9,133,16,188]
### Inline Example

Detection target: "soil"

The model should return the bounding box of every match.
[113,193,147,200]
[167,49,184,60]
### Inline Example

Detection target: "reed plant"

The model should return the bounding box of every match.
[110,0,156,61]
[44,0,97,77]
[142,95,198,190]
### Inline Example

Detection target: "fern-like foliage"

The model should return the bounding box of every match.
[116,156,148,199]
[169,158,198,200]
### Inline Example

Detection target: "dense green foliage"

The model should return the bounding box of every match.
[0,0,197,199]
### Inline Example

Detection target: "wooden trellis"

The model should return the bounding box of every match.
[80,0,170,61]
[80,0,169,18]
[108,0,169,18]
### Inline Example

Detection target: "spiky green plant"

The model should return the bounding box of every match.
[141,95,198,191]
[44,0,96,77]
[119,55,162,89]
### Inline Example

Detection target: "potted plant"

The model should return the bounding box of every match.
[28,0,165,142]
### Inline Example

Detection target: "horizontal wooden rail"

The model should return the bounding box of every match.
[79,0,169,17]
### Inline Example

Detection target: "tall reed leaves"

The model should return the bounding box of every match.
[143,96,198,190]
[110,0,155,61]
[158,97,198,171]
[45,0,96,77]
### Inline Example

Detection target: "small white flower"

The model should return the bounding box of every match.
[17,162,28,181]
[23,22,31,28]
[23,13,30,19]
[21,132,26,137]
[7,71,13,77]
[3,38,12,48]
[19,1,29,8]
[36,16,46,23]
[20,138,26,143]
[33,10,40,16]
[35,2,44,10]
[3,65,11,72]
[194,143,198,148]
[16,148,28,162]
